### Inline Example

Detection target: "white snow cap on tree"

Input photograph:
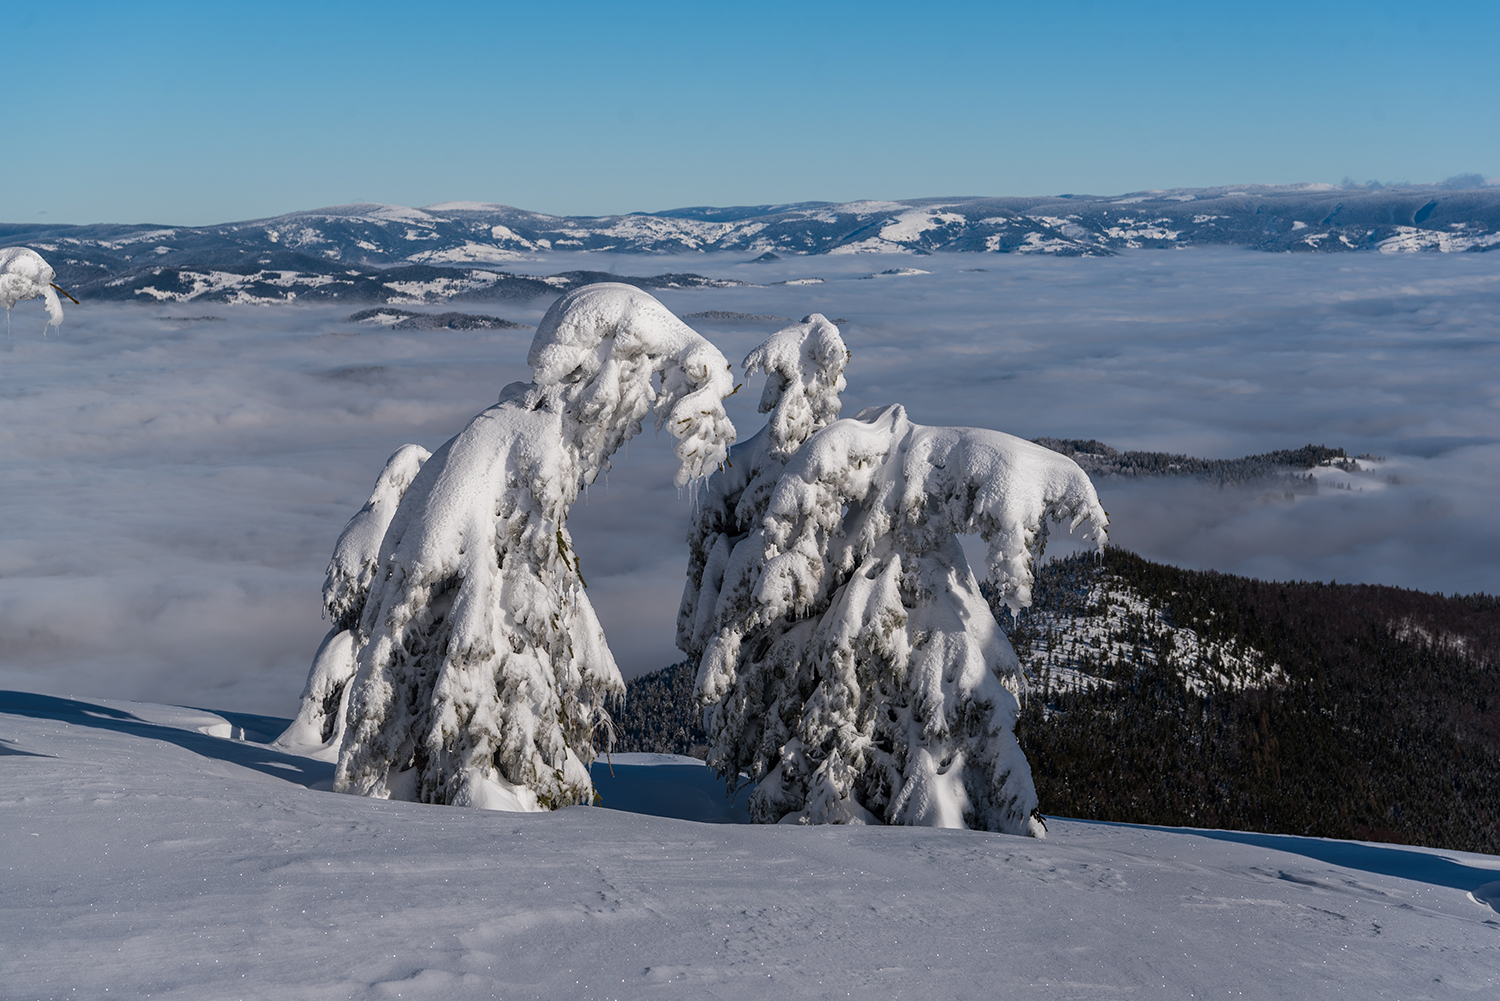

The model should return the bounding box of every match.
[284,283,737,810]
[0,247,65,328]
[527,283,737,487]
[742,313,848,459]
[688,347,1107,834]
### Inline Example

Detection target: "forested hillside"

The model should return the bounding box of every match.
[613,660,707,759]
[1032,438,1356,486]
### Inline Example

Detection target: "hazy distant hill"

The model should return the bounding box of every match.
[5,183,1499,305]
[1032,437,1360,486]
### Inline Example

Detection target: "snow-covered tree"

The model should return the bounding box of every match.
[683,331,1108,835]
[0,247,68,330]
[679,313,848,658]
[283,284,737,811]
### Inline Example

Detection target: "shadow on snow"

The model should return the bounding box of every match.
[0,691,327,788]
[1068,816,1500,895]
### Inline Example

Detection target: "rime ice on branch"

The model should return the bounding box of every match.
[280,284,736,811]
[0,247,67,329]
[683,325,1107,835]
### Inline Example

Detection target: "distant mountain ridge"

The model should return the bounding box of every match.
[6,183,1499,305]
[1032,438,1360,486]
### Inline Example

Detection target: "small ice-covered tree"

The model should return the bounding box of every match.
[0,247,72,330]
[684,336,1108,835]
[283,284,736,811]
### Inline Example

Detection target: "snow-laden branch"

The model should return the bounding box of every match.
[742,313,847,460]
[754,405,1109,620]
[274,444,431,761]
[679,315,846,659]
[0,247,65,329]
[528,283,736,487]
[324,444,432,632]
[282,284,736,809]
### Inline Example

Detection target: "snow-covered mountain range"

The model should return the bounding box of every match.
[6,183,1500,305]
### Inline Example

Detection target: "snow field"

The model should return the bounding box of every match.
[3,692,1498,1000]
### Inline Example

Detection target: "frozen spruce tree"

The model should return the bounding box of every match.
[283,284,736,811]
[0,247,72,330]
[683,335,1107,835]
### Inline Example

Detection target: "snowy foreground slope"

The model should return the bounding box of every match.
[4,692,1498,1000]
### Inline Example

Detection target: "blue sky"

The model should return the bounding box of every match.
[6,0,1498,224]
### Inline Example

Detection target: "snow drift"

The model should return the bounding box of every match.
[8,689,1499,1000]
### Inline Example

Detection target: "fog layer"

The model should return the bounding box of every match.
[2,249,1496,714]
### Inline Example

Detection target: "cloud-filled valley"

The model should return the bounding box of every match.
[1,248,1497,716]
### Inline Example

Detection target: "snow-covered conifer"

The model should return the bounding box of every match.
[679,314,847,659]
[0,247,67,329]
[687,349,1107,835]
[286,284,736,810]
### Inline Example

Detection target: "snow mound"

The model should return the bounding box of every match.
[6,689,1500,999]
[1470,880,1500,915]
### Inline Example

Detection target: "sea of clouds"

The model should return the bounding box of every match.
[1,247,1497,715]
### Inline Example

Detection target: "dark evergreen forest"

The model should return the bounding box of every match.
[613,659,707,759]
[1007,550,1500,854]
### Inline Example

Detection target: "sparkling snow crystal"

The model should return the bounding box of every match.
[684,325,1108,835]
[283,284,736,810]
[0,247,65,329]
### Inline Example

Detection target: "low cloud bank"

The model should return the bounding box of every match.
[1,248,1496,713]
